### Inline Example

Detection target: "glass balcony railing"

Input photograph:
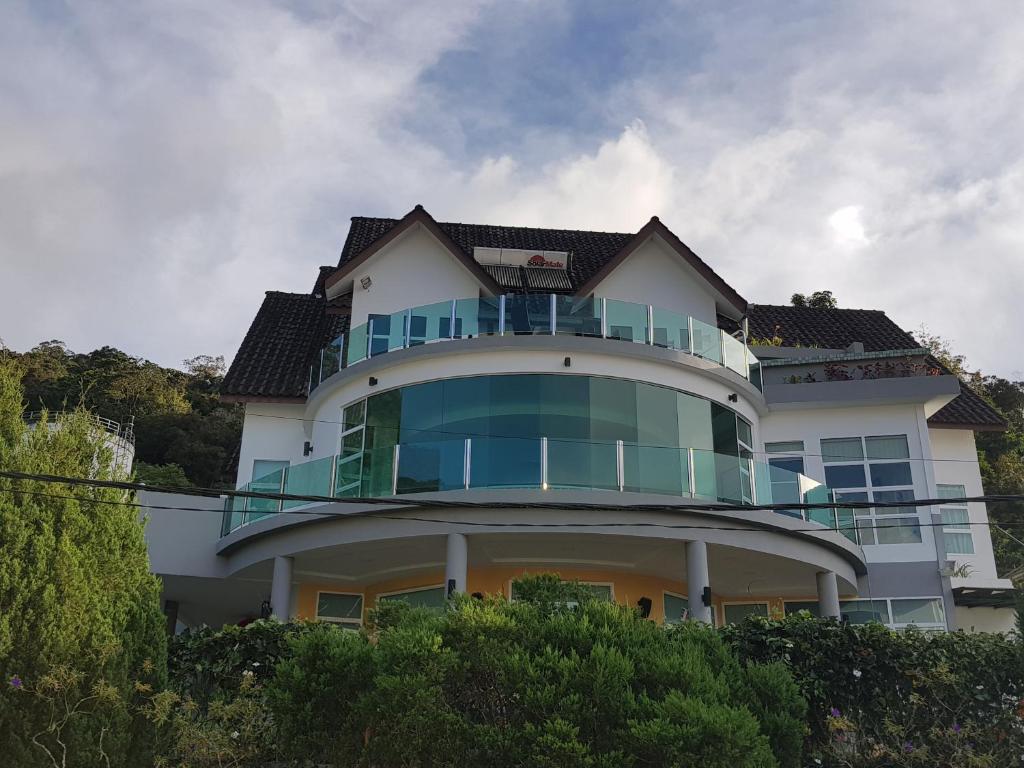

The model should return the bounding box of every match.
[308,295,759,394]
[221,439,852,541]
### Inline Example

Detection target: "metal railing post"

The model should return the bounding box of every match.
[687,318,695,357]
[616,440,625,492]
[464,438,472,490]
[688,448,697,498]
[498,295,506,336]
[541,437,549,490]
[405,309,412,348]
[720,329,727,369]
[391,444,400,496]
[600,297,607,337]
[328,453,338,497]
[747,457,756,504]
[277,470,286,513]
[646,305,654,345]
[449,299,457,340]
[550,293,557,335]
[366,318,374,359]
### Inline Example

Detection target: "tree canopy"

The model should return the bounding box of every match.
[790,290,838,309]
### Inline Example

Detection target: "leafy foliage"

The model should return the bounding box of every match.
[0,356,167,766]
[723,614,1024,765]
[6,341,242,487]
[790,290,838,309]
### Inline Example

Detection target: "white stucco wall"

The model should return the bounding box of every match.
[588,235,720,326]
[760,404,939,565]
[237,403,309,486]
[930,428,1003,581]
[347,224,486,328]
[953,605,1016,633]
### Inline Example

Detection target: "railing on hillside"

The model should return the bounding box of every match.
[308,295,761,394]
[23,411,135,446]
[221,438,846,540]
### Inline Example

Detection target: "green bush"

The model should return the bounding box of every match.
[723,613,1024,765]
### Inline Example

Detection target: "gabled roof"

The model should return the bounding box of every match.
[747,304,1006,430]
[222,292,348,401]
[329,209,746,312]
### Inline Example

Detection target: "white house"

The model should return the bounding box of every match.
[142,205,1016,633]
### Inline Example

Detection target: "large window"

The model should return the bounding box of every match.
[722,602,769,624]
[786,598,946,630]
[337,375,754,503]
[938,484,974,555]
[315,592,363,629]
[378,585,446,610]
[766,441,805,518]
[820,436,920,545]
[663,592,689,624]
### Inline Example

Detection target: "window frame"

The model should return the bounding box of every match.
[820,435,920,546]
[839,596,945,631]
[721,600,770,625]
[314,590,364,629]
[663,590,690,624]
[376,584,447,609]
[937,483,974,555]
[337,400,368,496]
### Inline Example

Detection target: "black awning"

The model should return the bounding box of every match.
[952,586,1019,608]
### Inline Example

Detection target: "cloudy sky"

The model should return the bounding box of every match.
[1,1,1022,378]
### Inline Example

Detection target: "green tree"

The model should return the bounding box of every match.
[0,356,167,766]
[790,291,837,309]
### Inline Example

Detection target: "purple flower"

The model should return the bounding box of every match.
[9,675,22,690]
[903,741,914,753]
[952,722,961,734]
[829,707,841,718]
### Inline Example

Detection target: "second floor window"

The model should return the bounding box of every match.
[938,483,974,555]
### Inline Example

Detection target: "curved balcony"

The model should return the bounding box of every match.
[221,437,847,540]
[309,295,761,394]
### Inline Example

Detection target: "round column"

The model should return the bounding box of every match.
[686,540,712,623]
[445,533,468,597]
[816,570,841,619]
[270,555,294,620]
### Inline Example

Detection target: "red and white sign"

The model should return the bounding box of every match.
[474,247,569,270]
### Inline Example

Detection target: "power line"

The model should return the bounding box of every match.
[242,411,993,464]
[4,486,1024,536]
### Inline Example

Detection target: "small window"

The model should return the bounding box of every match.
[343,400,366,430]
[736,419,753,448]
[825,464,866,488]
[316,592,363,629]
[765,440,804,454]
[938,484,974,555]
[865,435,910,460]
[783,601,820,617]
[378,586,446,610]
[869,462,913,487]
[821,438,864,462]
[890,598,945,629]
[663,592,689,624]
[840,599,890,625]
[723,602,769,624]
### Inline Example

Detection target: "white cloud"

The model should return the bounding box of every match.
[827,206,870,248]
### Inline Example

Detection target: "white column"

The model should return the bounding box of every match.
[816,570,841,619]
[445,533,468,598]
[270,555,294,620]
[686,540,712,623]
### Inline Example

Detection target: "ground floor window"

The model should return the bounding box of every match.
[722,601,769,624]
[315,592,363,629]
[783,600,821,617]
[377,585,447,610]
[509,580,613,607]
[842,597,945,630]
[663,592,689,624]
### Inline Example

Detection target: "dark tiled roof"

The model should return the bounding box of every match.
[747,305,1005,430]
[338,216,634,291]
[747,304,918,351]
[222,292,348,399]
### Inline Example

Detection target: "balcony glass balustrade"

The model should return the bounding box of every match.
[221,439,852,542]
[308,295,759,393]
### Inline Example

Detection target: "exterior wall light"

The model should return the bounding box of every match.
[368,376,378,387]
[303,441,313,456]
[564,356,571,367]
[728,393,739,403]
[360,275,372,290]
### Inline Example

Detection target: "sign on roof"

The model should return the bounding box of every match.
[473,247,569,270]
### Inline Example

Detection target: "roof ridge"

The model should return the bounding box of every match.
[750,303,888,313]
[347,214,635,238]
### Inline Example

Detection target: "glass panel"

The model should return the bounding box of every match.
[736,418,752,448]
[554,295,603,337]
[309,353,322,392]
[754,460,774,506]
[869,461,912,487]
[409,300,454,345]
[341,429,364,458]
[724,603,769,624]
[379,586,446,610]
[855,518,876,546]
[547,438,618,490]
[582,584,613,601]
[504,294,552,335]
[470,436,541,489]
[865,435,909,460]
[651,307,689,351]
[768,458,803,514]
[623,444,686,495]
[321,335,343,382]
[875,517,922,544]
[604,299,648,343]
[748,360,762,391]
[937,483,966,499]
[784,601,820,617]
[345,322,368,366]
[690,318,722,363]
[454,297,501,339]
[343,400,366,430]
[395,440,465,493]
[873,489,916,515]
[224,494,246,534]
[841,599,890,625]
[282,457,334,510]
[804,485,836,529]
[765,440,804,454]
[944,532,975,554]
[367,314,392,357]
[723,333,748,378]
[316,592,363,623]
[664,593,689,624]
[821,438,864,462]
[335,454,363,497]
[891,598,944,626]
[692,449,718,499]
[834,490,866,542]
[248,461,286,519]
[941,508,969,527]
[824,464,866,488]
[361,445,395,497]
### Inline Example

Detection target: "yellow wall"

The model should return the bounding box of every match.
[295,567,836,626]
